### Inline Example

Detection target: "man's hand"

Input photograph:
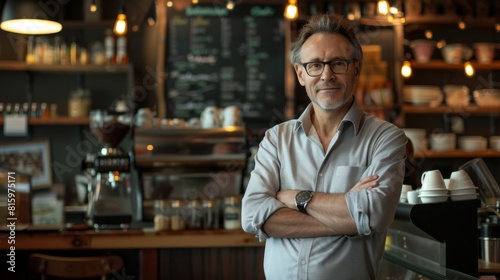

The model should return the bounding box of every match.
[276,175,379,210]
[349,174,379,192]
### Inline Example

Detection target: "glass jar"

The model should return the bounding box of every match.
[154,199,170,231]
[223,196,242,230]
[170,199,186,231]
[68,88,91,118]
[202,198,220,229]
[184,199,203,230]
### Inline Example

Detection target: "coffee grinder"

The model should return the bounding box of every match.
[84,110,134,229]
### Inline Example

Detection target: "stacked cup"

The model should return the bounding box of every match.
[419,170,449,203]
[447,170,478,201]
[400,184,413,203]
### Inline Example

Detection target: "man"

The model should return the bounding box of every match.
[241,14,407,280]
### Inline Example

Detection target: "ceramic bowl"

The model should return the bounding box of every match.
[459,136,487,152]
[473,89,500,107]
[490,136,500,151]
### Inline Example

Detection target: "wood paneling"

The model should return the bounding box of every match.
[160,247,265,280]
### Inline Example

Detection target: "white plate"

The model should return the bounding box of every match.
[450,193,478,201]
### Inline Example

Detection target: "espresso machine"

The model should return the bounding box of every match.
[83,110,137,229]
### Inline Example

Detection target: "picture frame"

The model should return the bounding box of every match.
[0,140,52,188]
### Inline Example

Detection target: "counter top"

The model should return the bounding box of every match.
[0,228,262,250]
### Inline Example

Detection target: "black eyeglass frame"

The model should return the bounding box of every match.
[300,59,355,77]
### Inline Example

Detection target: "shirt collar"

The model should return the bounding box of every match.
[295,98,365,136]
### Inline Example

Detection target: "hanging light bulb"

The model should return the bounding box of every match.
[401,61,412,78]
[464,61,475,77]
[192,0,199,4]
[284,0,298,21]
[377,0,390,16]
[113,6,127,35]
[457,20,466,30]
[90,0,97,12]
[495,22,500,33]
[424,30,433,39]
[167,1,173,8]
[226,0,235,10]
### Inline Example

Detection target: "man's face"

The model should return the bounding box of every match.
[294,33,361,111]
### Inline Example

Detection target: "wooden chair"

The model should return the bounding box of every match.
[28,253,124,280]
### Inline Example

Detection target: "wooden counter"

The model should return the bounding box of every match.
[0,229,265,280]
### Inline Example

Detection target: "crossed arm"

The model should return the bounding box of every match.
[261,175,379,238]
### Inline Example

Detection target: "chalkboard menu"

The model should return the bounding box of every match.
[165,4,286,127]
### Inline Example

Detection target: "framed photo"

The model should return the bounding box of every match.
[0,140,52,188]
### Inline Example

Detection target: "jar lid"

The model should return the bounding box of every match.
[224,195,242,205]
[203,198,219,207]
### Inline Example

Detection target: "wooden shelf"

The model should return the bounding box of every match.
[0,61,131,73]
[405,16,498,28]
[403,105,500,115]
[409,60,500,70]
[414,149,500,159]
[0,116,89,125]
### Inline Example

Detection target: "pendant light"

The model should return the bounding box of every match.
[284,0,298,21]
[113,1,128,36]
[0,0,62,35]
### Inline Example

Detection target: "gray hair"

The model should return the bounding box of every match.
[290,14,363,65]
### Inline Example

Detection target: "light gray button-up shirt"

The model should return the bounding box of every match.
[241,101,407,280]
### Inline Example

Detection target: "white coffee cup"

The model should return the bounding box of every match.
[407,190,419,204]
[421,169,446,189]
[400,184,413,203]
[220,105,242,127]
[200,106,221,128]
[448,170,475,190]
[135,107,154,128]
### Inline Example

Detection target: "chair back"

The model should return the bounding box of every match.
[29,253,124,280]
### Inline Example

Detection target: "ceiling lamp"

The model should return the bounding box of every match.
[284,0,298,21]
[0,0,62,34]
[226,0,235,10]
[401,60,412,78]
[464,61,474,77]
[113,5,128,35]
[377,0,390,16]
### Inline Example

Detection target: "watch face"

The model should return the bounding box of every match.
[296,191,311,202]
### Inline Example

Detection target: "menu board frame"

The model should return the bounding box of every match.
[165,3,287,128]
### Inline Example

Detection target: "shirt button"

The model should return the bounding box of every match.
[319,173,323,177]
[301,260,307,265]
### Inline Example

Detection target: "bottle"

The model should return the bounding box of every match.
[91,41,105,65]
[53,36,61,64]
[26,36,35,64]
[223,196,242,230]
[116,35,128,64]
[70,38,78,65]
[34,37,43,64]
[104,29,115,64]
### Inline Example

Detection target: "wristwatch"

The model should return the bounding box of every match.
[295,190,313,214]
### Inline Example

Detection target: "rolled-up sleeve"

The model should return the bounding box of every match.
[345,127,407,237]
[241,128,285,242]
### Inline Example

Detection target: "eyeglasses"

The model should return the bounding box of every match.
[300,59,354,77]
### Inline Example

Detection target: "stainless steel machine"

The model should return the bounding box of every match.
[83,110,136,229]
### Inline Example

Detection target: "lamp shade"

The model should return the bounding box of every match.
[1,0,62,34]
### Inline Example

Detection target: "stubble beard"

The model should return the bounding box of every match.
[312,90,352,112]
